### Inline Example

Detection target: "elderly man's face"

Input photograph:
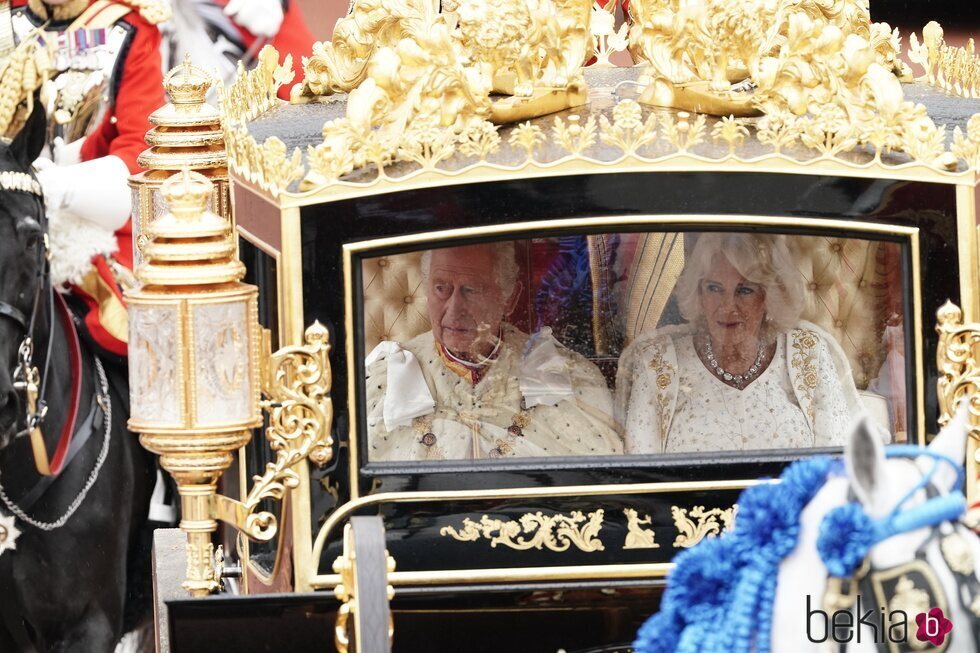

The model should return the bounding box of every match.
[698,254,767,352]
[427,245,510,359]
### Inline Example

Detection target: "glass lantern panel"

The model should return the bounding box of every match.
[129,304,182,426]
[192,299,254,426]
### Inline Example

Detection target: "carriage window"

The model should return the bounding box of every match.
[360,231,909,461]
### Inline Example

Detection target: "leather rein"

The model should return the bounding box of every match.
[0,180,84,478]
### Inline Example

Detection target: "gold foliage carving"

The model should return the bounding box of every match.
[952,115,980,171]
[222,46,294,123]
[672,505,737,548]
[440,510,606,553]
[908,22,980,99]
[935,301,980,443]
[590,1,628,68]
[552,114,598,155]
[221,47,304,197]
[234,323,334,541]
[599,99,658,155]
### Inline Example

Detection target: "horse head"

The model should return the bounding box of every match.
[635,408,980,653]
[771,407,980,652]
[0,103,47,450]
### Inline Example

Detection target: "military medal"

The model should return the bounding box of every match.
[0,511,20,557]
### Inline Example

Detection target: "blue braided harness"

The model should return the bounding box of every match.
[634,449,970,653]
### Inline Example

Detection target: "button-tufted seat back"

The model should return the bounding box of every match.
[788,236,896,391]
[362,252,431,351]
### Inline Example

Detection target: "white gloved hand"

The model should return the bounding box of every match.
[224,0,284,38]
[52,136,85,167]
[35,155,132,232]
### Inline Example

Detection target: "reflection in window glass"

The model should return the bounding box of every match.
[361,232,907,462]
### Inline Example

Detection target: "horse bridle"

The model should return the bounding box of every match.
[827,448,980,651]
[0,168,59,475]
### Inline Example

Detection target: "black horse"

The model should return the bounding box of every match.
[0,105,156,651]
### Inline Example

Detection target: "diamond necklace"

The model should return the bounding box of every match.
[703,336,767,389]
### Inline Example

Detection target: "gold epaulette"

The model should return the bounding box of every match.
[120,0,171,25]
[75,0,171,27]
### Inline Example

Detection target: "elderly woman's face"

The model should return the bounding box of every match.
[698,254,767,350]
[426,245,509,359]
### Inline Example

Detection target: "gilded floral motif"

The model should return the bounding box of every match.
[671,505,737,548]
[441,510,606,553]
[791,328,818,424]
[646,338,676,449]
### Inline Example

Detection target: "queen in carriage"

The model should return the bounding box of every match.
[618,232,865,454]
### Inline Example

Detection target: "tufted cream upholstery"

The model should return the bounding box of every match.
[789,236,895,391]
[362,252,430,352]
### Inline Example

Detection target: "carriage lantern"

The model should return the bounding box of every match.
[126,168,333,596]
[126,169,261,595]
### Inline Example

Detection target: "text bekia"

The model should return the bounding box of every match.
[805,595,896,644]
[806,595,953,646]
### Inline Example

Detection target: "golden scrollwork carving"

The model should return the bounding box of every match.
[214,322,333,542]
[440,510,606,552]
[623,508,659,550]
[671,504,737,548]
[909,22,980,99]
[935,301,980,440]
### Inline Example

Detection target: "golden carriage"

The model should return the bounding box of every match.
[126,1,980,651]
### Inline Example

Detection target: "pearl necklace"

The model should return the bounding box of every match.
[703,337,767,389]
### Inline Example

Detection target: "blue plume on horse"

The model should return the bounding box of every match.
[633,449,969,653]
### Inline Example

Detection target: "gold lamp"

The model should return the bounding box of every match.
[129,58,231,269]
[127,170,333,595]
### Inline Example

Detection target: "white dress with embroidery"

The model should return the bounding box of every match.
[617,322,861,454]
[366,326,624,461]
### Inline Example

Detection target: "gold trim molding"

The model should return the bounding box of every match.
[440,510,606,553]
[671,505,738,549]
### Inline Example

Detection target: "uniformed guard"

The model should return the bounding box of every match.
[7,0,168,357]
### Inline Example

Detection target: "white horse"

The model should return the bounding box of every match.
[635,407,980,653]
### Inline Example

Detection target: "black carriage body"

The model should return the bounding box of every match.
[151,44,980,647]
[202,159,977,653]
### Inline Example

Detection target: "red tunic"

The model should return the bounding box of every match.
[14,0,164,356]
[78,3,164,271]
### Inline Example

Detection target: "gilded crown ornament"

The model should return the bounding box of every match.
[130,59,231,267]
[220,2,980,200]
[165,57,212,105]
